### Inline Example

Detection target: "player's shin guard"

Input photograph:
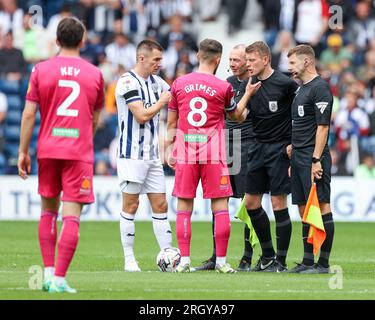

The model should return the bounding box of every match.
[38,210,58,268]
[152,213,172,250]
[176,211,192,258]
[55,216,80,277]
[213,210,230,263]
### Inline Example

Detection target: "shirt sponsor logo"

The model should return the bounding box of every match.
[184,134,208,143]
[52,128,80,138]
[316,102,329,114]
[220,176,230,190]
[298,105,304,117]
[80,177,91,195]
[269,101,278,112]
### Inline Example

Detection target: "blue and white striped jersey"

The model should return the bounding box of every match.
[115,70,170,160]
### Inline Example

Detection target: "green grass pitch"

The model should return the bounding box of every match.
[0,221,374,300]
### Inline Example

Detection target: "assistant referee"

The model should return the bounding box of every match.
[287,45,334,274]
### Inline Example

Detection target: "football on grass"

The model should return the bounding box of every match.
[156,247,181,272]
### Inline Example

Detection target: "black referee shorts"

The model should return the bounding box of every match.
[227,138,254,198]
[291,146,331,205]
[245,141,291,196]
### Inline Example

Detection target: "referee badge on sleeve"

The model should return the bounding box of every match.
[269,101,278,112]
[298,105,305,117]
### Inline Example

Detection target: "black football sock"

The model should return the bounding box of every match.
[247,207,275,258]
[242,224,253,262]
[274,208,292,266]
[302,222,315,266]
[211,213,216,261]
[318,213,334,268]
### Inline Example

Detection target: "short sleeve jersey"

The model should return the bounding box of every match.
[248,70,298,143]
[115,70,170,160]
[225,75,255,140]
[26,56,104,163]
[291,76,333,149]
[168,72,236,162]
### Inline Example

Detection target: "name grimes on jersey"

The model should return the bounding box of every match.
[184,83,217,97]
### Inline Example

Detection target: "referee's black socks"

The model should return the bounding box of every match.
[243,225,253,262]
[302,222,314,266]
[274,208,292,266]
[247,207,275,258]
[318,213,335,268]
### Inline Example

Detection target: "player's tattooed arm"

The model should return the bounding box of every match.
[165,110,178,170]
[18,101,37,179]
[93,111,101,134]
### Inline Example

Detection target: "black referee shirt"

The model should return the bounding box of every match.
[248,70,298,143]
[291,76,333,149]
[225,76,255,140]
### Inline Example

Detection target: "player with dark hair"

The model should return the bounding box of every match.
[193,44,255,272]
[239,41,298,272]
[18,17,105,293]
[287,45,334,274]
[116,39,173,272]
[166,39,253,273]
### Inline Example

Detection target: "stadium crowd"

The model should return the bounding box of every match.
[0,0,375,178]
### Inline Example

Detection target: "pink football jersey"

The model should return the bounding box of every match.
[168,72,236,162]
[26,56,104,163]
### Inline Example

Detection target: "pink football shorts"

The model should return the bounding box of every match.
[172,161,233,199]
[38,159,94,204]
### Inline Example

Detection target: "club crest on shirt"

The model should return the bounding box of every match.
[298,105,305,117]
[269,101,278,112]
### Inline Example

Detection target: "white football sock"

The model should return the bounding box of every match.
[44,267,55,279]
[120,212,136,260]
[216,257,226,266]
[152,213,172,250]
[54,276,65,287]
[180,257,191,266]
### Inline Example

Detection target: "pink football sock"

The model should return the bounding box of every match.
[176,211,192,257]
[38,210,58,268]
[55,216,80,277]
[214,210,230,258]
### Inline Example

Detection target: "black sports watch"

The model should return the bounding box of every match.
[312,157,321,164]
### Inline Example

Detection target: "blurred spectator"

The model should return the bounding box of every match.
[161,0,193,22]
[335,88,371,155]
[354,153,375,178]
[320,33,353,84]
[0,90,7,153]
[120,0,147,43]
[162,37,197,82]
[80,31,106,66]
[227,0,248,36]
[46,4,73,56]
[272,30,295,76]
[330,148,349,175]
[105,64,126,115]
[198,0,220,22]
[13,13,49,64]
[159,15,197,52]
[294,0,330,58]
[94,111,116,175]
[105,32,136,72]
[0,0,23,37]
[0,32,27,81]
[348,1,375,66]
[357,49,375,91]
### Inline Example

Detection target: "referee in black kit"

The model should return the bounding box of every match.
[239,41,298,272]
[287,45,334,274]
[193,44,256,272]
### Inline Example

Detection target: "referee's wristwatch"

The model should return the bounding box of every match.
[312,157,321,164]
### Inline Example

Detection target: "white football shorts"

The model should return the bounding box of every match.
[117,158,166,194]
